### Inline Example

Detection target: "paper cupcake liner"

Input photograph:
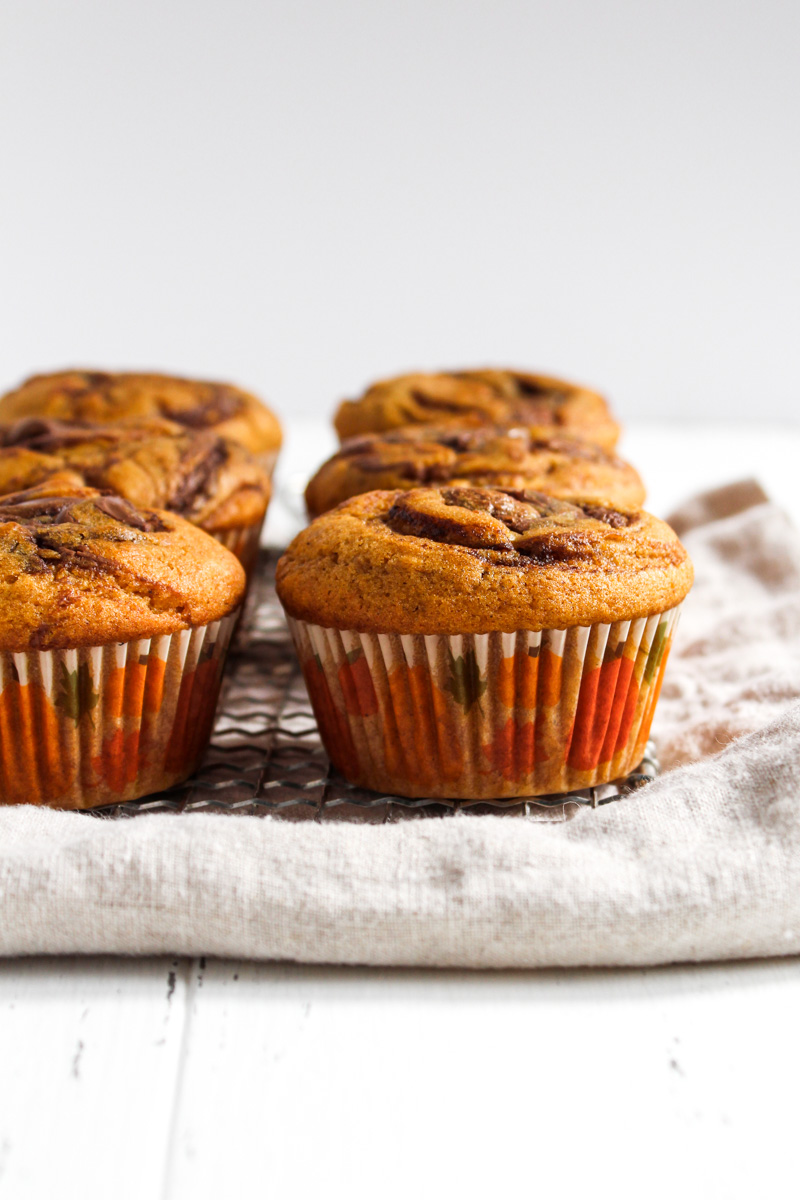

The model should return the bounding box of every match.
[211,516,265,578]
[0,610,239,809]
[287,606,682,799]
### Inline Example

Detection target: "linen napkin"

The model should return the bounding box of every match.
[1,479,799,968]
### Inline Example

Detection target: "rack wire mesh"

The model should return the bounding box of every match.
[94,549,659,822]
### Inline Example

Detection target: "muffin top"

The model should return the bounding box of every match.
[277,486,693,635]
[0,418,270,533]
[0,479,245,651]
[333,369,620,450]
[306,425,644,517]
[0,370,282,462]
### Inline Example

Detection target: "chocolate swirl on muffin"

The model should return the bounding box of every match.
[0,480,245,650]
[0,483,171,580]
[276,486,693,635]
[0,369,283,470]
[333,369,620,450]
[0,487,166,534]
[0,418,105,451]
[0,372,245,424]
[306,425,644,516]
[157,384,244,429]
[0,478,246,808]
[0,421,269,535]
[382,487,638,564]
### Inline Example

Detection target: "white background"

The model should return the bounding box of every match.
[1,0,798,426]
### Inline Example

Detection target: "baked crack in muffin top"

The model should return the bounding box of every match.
[0,479,245,650]
[277,486,693,635]
[333,369,620,449]
[306,425,644,515]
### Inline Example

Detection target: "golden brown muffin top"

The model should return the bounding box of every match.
[0,479,245,651]
[0,370,282,460]
[306,425,644,517]
[333,368,620,450]
[277,486,693,635]
[0,418,270,533]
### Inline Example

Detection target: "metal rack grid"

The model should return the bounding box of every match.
[95,549,659,822]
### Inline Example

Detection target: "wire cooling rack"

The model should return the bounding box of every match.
[94,548,660,822]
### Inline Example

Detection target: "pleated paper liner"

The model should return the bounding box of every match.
[0,609,239,809]
[287,606,681,800]
[212,515,266,579]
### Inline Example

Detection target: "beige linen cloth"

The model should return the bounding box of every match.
[1,480,799,968]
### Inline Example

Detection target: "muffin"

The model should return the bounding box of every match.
[277,486,693,799]
[0,370,283,475]
[0,417,271,575]
[334,369,620,450]
[306,426,644,517]
[0,479,245,808]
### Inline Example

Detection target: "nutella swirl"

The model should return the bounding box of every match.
[397,372,569,427]
[165,434,230,515]
[92,494,168,531]
[0,493,90,523]
[0,372,250,434]
[384,487,637,566]
[0,454,247,653]
[0,418,104,451]
[333,368,620,450]
[0,485,168,577]
[0,372,282,477]
[165,385,245,429]
[276,486,693,637]
[337,426,617,474]
[306,425,644,517]
[0,421,265,532]
[0,489,165,532]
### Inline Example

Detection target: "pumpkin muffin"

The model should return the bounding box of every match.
[0,478,245,808]
[277,486,692,800]
[306,425,644,517]
[333,369,620,450]
[0,417,270,575]
[0,369,283,475]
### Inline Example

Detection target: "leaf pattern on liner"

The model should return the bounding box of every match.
[644,621,669,685]
[0,613,237,807]
[54,662,99,726]
[289,608,681,799]
[445,648,487,713]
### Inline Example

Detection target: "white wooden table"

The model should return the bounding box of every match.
[2,423,799,1200]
